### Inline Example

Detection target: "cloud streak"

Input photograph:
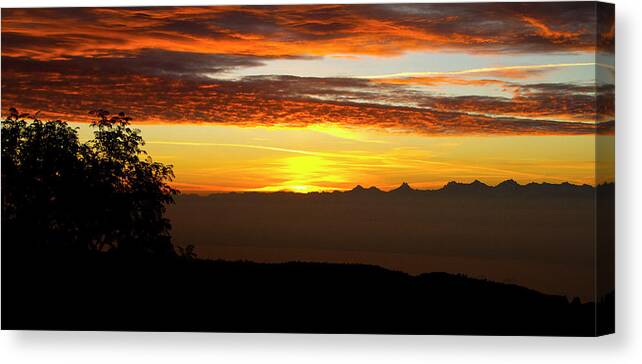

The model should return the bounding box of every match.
[359,63,614,79]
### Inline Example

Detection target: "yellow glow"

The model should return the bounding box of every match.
[251,155,350,192]
[72,122,610,194]
[285,156,327,180]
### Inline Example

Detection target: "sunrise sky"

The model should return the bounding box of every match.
[1,2,615,192]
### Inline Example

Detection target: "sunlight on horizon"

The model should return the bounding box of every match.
[70,121,612,194]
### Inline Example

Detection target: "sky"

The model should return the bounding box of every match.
[1,2,615,192]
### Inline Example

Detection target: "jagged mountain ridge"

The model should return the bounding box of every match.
[339,179,612,198]
[182,180,610,198]
[370,179,598,194]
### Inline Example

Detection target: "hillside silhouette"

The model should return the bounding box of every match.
[1,250,613,335]
[1,109,614,335]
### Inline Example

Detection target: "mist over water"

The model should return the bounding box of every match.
[168,181,614,301]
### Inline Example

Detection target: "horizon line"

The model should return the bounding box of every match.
[172,179,614,195]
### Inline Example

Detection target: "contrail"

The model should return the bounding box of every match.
[147,141,323,156]
[146,141,382,160]
[358,62,614,79]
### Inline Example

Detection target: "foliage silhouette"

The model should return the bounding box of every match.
[2,107,178,256]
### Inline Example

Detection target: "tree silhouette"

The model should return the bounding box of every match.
[2,108,178,256]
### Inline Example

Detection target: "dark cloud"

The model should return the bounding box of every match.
[417,82,614,123]
[597,2,615,54]
[208,10,283,37]
[1,32,76,53]
[1,51,307,79]
[1,66,610,136]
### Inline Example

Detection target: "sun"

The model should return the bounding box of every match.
[289,185,318,193]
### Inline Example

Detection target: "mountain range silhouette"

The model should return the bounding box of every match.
[350,184,383,193]
[344,179,598,195]
[389,181,415,193]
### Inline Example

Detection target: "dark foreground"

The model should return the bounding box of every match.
[1,252,614,336]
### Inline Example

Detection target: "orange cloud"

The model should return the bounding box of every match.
[1,3,614,136]
[1,3,611,60]
[521,16,582,43]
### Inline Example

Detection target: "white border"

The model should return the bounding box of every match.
[0,1,640,363]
